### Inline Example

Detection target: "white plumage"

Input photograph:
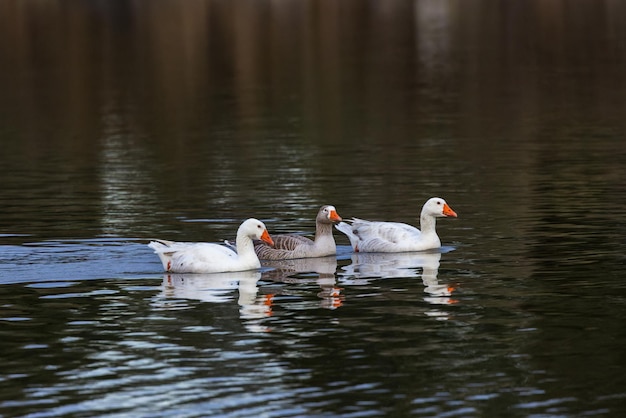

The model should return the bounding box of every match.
[335,197,457,253]
[148,218,274,273]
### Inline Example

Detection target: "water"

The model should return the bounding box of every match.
[1,1,626,416]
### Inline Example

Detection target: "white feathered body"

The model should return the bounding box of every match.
[336,219,440,253]
[335,197,457,253]
[149,240,261,273]
[149,218,273,273]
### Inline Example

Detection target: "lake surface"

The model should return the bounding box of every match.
[1,1,626,417]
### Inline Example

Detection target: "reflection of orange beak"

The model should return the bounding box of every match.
[261,229,274,246]
[329,210,342,222]
[264,294,274,317]
[443,203,457,218]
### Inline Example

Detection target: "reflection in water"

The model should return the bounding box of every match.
[1,2,626,417]
[99,115,155,237]
[415,0,453,75]
[340,251,457,315]
[261,256,342,310]
[160,270,271,331]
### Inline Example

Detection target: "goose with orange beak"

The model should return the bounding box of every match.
[336,197,457,253]
[255,205,343,260]
[149,218,273,273]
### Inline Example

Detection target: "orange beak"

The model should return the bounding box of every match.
[443,203,457,218]
[261,229,274,246]
[329,209,342,222]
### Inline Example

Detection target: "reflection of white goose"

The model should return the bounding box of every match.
[340,251,435,279]
[340,251,456,303]
[161,270,272,318]
[261,256,343,309]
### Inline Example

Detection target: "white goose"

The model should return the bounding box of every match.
[336,197,457,253]
[254,205,342,260]
[149,218,274,273]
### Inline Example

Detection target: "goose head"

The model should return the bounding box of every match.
[240,218,274,246]
[318,205,343,224]
[423,197,457,219]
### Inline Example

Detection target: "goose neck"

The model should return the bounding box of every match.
[235,233,254,255]
[420,213,438,235]
[315,221,334,239]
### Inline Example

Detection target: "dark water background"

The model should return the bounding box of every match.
[1,1,626,416]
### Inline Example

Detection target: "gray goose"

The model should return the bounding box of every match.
[254,205,342,260]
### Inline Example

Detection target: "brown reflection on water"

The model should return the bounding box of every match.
[1,0,625,238]
[2,0,625,141]
[2,3,626,415]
